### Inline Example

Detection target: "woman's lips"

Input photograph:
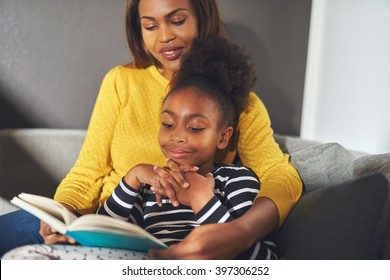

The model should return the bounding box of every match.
[159,46,184,61]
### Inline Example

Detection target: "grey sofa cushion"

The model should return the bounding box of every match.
[290,143,355,192]
[0,129,86,200]
[274,134,390,193]
[274,134,320,154]
[0,197,18,216]
[353,154,390,180]
[275,173,390,259]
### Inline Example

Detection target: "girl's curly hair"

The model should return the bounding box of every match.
[169,37,256,128]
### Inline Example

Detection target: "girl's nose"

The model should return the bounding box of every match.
[170,131,186,143]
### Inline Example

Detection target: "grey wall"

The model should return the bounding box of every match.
[0,0,311,136]
[0,0,129,129]
[301,0,390,154]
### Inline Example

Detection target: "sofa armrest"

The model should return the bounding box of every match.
[0,129,86,200]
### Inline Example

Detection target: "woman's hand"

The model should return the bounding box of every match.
[149,221,249,259]
[152,159,198,207]
[148,197,279,259]
[39,203,77,244]
[39,221,77,244]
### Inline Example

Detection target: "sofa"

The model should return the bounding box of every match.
[0,128,389,259]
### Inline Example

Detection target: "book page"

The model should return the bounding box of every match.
[18,193,78,226]
[10,196,68,234]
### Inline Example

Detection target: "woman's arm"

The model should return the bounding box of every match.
[54,67,124,214]
[237,93,302,226]
[149,197,278,259]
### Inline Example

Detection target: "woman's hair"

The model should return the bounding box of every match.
[125,0,225,69]
[168,37,256,128]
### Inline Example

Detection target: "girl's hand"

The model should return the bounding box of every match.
[173,172,215,213]
[124,163,179,207]
[124,163,160,190]
[39,203,77,244]
[152,159,198,207]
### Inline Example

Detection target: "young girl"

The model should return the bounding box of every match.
[2,38,277,260]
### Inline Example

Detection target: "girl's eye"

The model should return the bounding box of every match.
[171,18,186,26]
[162,122,174,128]
[188,127,204,132]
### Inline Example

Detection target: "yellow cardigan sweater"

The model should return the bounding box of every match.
[54,65,302,225]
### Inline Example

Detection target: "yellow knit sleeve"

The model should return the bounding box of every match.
[237,93,303,225]
[54,67,124,214]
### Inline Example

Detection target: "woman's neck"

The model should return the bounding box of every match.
[157,67,174,81]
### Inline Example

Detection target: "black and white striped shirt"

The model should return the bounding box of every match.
[98,164,278,259]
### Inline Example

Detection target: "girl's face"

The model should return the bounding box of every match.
[138,0,198,80]
[158,88,232,174]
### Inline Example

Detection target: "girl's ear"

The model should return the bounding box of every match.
[217,126,234,150]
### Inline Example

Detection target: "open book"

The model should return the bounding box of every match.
[11,193,167,252]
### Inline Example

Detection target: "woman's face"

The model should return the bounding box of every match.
[138,0,198,80]
[158,88,231,174]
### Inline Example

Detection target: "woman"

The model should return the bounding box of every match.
[0,0,302,259]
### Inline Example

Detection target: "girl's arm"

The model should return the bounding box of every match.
[97,178,141,220]
[149,167,278,260]
[98,163,160,221]
[191,168,277,260]
[193,166,259,224]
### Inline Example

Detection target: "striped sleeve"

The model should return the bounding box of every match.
[194,166,260,225]
[236,240,279,260]
[97,178,144,225]
[193,168,280,259]
[222,169,260,219]
[194,196,233,224]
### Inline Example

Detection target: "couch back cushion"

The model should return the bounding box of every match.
[274,134,390,193]
[0,129,86,199]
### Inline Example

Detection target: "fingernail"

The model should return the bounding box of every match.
[150,186,156,192]
[165,158,170,162]
[173,201,179,207]
[194,166,199,170]
[183,182,189,188]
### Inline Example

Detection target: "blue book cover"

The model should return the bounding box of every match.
[67,230,167,252]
